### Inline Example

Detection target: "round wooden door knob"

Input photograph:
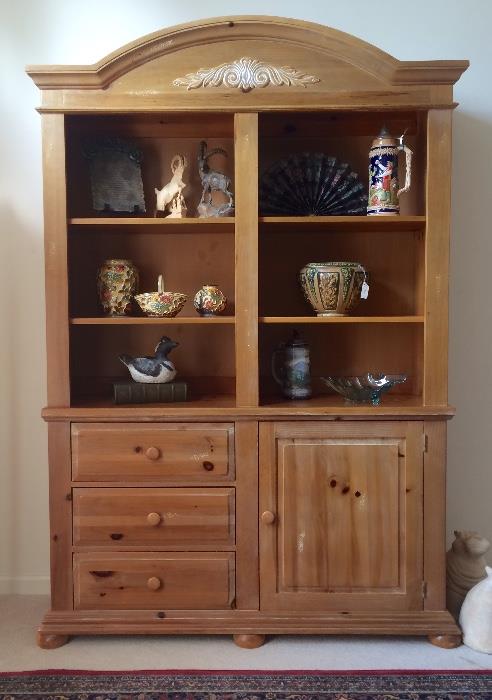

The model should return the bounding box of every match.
[147,512,162,526]
[261,510,276,524]
[147,576,162,591]
[145,446,161,460]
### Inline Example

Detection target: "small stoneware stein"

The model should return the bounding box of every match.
[367,126,413,215]
[272,330,312,400]
[193,284,227,316]
[97,259,138,316]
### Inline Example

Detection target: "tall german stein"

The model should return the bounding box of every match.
[367,126,412,215]
[272,330,312,400]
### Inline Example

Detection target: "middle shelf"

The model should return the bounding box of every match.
[70,316,424,325]
[70,317,236,325]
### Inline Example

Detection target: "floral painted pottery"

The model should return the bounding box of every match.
[321,374,407,405]
[367,126,413,215]
[272,330,312,400]
[299,261,367,316]
[134,275,187,318]
[193,284,227,316]
[97,259,139,316]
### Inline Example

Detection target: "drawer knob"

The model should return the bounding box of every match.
[145,446,161,461]
[261,510,276,525]
[202,461,215,471]
[147,576,162,591]
[147,512,162,527]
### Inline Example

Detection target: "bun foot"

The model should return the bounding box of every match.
[37,632,70,649]
[233,633,266,649]
[428,633,462,649]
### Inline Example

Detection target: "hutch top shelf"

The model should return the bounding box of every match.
[28,16,468,417]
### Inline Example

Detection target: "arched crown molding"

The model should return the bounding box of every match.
[26,15,468,90]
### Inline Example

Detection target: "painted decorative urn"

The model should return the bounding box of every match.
[272,330,312,400]
[299,261,367,316]
[367,126,413,215]
[97,259,139,316]
[193,284,227,316]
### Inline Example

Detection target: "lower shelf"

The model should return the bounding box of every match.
[71,394,236,410]
[42,394,455,420]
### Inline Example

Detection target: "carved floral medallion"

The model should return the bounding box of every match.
[172,57,320,92]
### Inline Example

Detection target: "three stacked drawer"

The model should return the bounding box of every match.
[71,423,236,610]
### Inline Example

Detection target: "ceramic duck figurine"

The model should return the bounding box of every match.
[119,336,178,384]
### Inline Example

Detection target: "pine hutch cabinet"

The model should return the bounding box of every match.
[28,16,468,649]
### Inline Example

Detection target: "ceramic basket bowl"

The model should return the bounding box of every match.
[135,291,187,317]
[299,261,366,316]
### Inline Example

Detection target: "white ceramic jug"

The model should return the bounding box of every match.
[459,566,492,653]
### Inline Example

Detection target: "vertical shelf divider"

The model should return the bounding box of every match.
[234,113,259,407]
[424,110,452,405]
[42,113,70,406]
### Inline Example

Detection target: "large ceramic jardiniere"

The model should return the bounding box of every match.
[97,259,139,316]
[299,261,367,316]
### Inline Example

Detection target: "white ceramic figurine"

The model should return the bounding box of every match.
[460,567,492,654]
[155,154,187,217]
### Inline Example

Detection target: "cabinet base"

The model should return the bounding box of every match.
[38,608,461,646]
[233,634,266,648]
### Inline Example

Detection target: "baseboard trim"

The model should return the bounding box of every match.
[0,576,50,595]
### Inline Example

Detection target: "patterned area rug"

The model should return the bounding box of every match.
[0,669,490,699]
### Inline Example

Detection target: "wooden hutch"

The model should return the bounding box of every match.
[28,16,468,649]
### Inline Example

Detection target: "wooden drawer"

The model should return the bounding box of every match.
[74,552,235,610]
[73,487,235,547]
[72,423,233,482]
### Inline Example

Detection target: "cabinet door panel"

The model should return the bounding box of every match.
[260,421,423,612]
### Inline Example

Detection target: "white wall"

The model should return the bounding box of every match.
[1,0,491,593]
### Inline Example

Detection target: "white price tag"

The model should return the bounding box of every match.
[361,281,369,299]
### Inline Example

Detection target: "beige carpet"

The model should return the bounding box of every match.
[0,596,490,672]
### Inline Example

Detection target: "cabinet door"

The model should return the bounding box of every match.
[259,421,423,612]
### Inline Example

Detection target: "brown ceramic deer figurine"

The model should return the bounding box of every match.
[446,530,490,620]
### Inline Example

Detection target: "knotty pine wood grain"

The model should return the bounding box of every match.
[42,114,70,405]
[260,421,423,612]
[423,420,447,610]
[424,110,452,405]
[47,422,73,609]
[73,487,235,547]
[74,552,235,610]
[71,423,234,482]
[234,113,259,407]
